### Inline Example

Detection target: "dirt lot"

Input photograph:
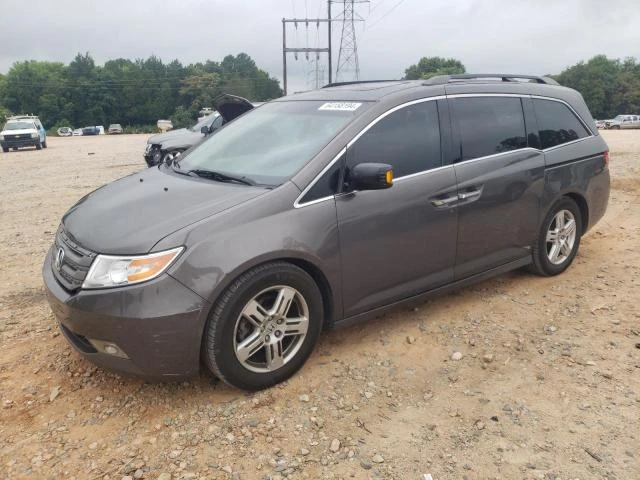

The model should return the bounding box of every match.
[0,132,638,480]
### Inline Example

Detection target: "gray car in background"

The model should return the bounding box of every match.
[143,95,256,166]
[43,74,610,390]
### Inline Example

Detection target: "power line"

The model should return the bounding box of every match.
[365,0,406,31]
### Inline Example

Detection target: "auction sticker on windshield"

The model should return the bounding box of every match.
[318,102,362,112]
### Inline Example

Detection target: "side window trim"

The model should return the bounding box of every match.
[294,96,446,209]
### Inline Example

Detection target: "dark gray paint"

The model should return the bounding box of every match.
[43,79,611,379]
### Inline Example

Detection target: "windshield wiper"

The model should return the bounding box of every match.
[185,169,257,186]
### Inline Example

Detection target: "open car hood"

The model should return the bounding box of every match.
[213,94,254,123]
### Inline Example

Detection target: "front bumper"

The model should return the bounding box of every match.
[43,248,210,379]
[1,138,39,149]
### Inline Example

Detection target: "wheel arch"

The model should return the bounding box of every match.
[200,255,337,333]
[563,191,589,234]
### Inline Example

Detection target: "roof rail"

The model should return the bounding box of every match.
[424,74,559,86]
[322,80,402,88]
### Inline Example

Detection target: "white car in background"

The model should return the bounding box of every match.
[72,128,83,136]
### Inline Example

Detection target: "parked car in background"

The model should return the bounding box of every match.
[72,128,83,136]
[43,75,610,390]
[108,124,123,134]
[144,95,255,167]
[1,115,47,152]
[57,127,73,137]
[82,126,100,136]
[594,119,606,129]
[605,114,640,129]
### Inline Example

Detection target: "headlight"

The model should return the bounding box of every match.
[0,135,4,141]
[82,247,184,289]
[30,132,38,138]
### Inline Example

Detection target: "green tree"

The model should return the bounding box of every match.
[170,106,195,129]
[0,52,282,129]
[555,55,640,119]
[404,57,466,80]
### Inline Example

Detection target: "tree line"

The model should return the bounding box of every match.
[404,55,640,120]
[1,53,638,130]
[0,52,282,131]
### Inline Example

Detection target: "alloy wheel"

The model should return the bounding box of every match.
[233,286,309,373]
[546,209,577,265]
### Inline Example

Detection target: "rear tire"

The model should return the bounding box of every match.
[1,147,8,153]
[202,262,323,391]
[42,140,47,148]
[529,197,582,276]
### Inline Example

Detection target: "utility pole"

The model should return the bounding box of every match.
[333,0,368,82]
[281,18,331,95]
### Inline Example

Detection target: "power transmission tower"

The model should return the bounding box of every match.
[332,0,368,82]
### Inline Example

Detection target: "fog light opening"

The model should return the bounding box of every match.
[88,339,130,359]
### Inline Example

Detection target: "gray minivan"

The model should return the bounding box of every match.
[43,74,610,390]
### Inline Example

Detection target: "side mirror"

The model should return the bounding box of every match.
[350,163,394,191]
[200,125,210,135]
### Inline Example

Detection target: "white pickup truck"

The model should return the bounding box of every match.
[605,114,640,129]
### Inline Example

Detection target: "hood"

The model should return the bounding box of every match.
[2,128,37,135]
[213,94,254,123]
[62,167,267,254]
[147,127,191,145]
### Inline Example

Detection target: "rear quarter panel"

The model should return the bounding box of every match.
[542,136,610,233]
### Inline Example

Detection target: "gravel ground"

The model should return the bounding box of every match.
[0,131,638,480]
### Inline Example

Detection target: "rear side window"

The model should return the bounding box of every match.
[452,97,527,161]
[347,100,441,178]
[533,98,590,149]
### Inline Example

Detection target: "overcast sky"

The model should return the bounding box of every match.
[1,0,639,93]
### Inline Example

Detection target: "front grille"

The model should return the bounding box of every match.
[5,134,31,140]
[51,228,96,291]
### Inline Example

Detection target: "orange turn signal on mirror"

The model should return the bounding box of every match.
[385,169,393,186]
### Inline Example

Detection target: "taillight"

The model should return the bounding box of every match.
[603,150,609,167]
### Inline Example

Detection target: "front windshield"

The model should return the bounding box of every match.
[613,115,625,121]
[189,113,218,132]
[176,100,369,186]
[4,121,35,131]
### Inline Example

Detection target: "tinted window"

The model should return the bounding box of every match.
[533,99,590,149]
[452,97,527,161]
[347,101,441,178]
[300,154,343,203]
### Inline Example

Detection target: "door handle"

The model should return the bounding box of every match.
[430,195,459,208]
[457,186,484,203]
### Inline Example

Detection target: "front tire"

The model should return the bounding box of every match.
[202,262,323,391]
[530,197,582,276]
[1,146,8,153]
[42,140,47,148]
[35,141,42,150]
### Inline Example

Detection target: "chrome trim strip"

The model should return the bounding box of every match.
[541,136,592,152]
[452,147,542,167]
[394,164,452,183]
